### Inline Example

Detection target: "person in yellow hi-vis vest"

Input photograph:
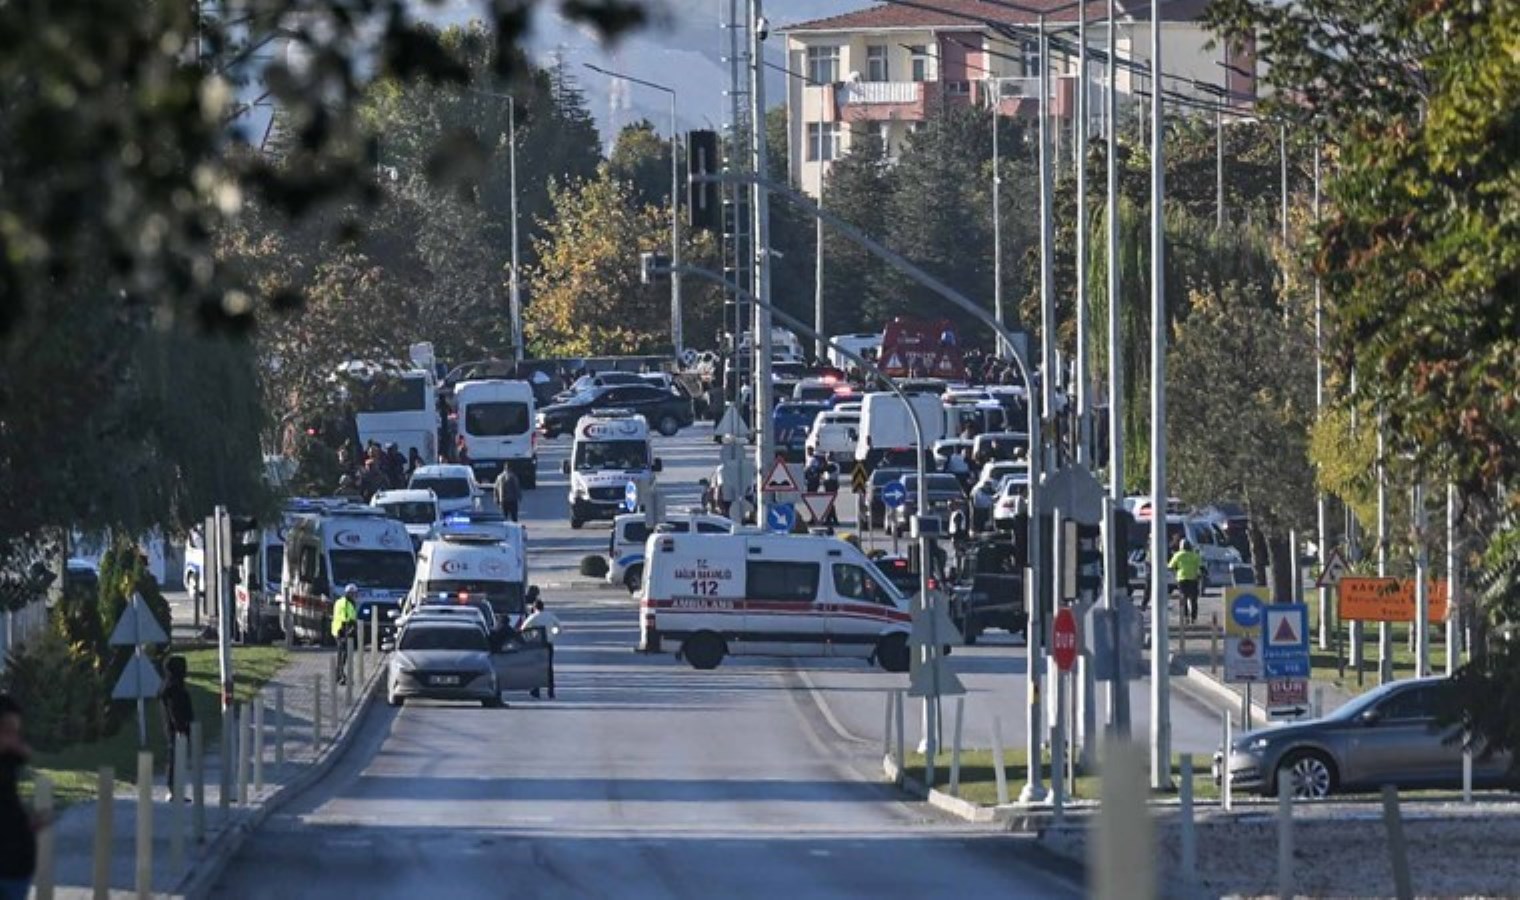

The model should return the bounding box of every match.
[332,584,359,684]
[1168,541,1204,625]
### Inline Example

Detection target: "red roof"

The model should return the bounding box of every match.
[784,0,1209,33]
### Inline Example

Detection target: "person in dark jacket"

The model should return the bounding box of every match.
[158,656,195,800]
[0,694,43,900]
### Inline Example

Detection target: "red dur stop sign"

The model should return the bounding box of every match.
[1052,607,1078,672]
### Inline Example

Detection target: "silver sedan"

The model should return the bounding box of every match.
[1215,676,1513,798]
[387,621,501,708]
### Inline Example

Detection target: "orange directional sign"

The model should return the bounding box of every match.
[1338,577,1448,623]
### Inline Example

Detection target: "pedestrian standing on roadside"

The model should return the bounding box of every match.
[158,656,195,800]
[1168,540,1204,624]
[332,584,359,684]
[494,467,522,522]
[0,695,46,900]
[519,598,561,700]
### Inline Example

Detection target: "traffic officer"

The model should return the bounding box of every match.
[332,584,359,684]
[1167,541,1204,625]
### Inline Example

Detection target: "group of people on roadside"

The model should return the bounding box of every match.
[335,440,426,502]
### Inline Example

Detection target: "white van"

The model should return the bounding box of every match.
[639,532,912,672]
[283,506,417,644]
[943,399,1007,437]
[407,464,482,517]
[407,531,530,629]
[606,511,732,594]
[805,410,860,458]
[453,379,538,488]
[370,488,439,549]
[828,332,883,369]
[856,391,947,469]
[561,410,662,529]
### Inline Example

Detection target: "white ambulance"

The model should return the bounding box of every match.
[283,505,416,644]
[405,530,530,630]
[561,410,662,529]
[639,532,912,672]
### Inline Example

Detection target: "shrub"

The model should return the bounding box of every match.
[1,618,109,750]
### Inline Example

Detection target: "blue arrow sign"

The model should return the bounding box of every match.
[766,503,797,534]
[881,481,907,510]
[1232,590,1264,627]
[624,481,640,513]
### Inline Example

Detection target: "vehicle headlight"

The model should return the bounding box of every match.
[394,654,417,672]
[1247,737,1271,752]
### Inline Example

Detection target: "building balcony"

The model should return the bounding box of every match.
[834,81,927,123]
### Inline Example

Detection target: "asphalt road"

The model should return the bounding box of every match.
[211,423,1220,898]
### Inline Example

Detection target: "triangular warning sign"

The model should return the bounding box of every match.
[1274,615,1299,644]
[1315,547,1348,588]
[762,458,800,493]
[111,654,164,700]
[108,595,169,647]
[937,355,955,373]
[800,492,837,523]
[885,353,904,372]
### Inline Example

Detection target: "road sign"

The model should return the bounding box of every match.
[714,406,751,442]
[623,481,640,513]
[880,481,907,509]
[1052,607,1079,672]
[1267,679,1310,719]
[800,492,836,524]
[111,655,163,701]
[1315,547,1349,588]
[108,595,169,647]
[765,502,797,534]
[1224,635,1262,683]
[1263,603,1310,678]
[1339,577,1449,622]
[850,464,868,494]
[1092,604,1144,680]
[1224,587,1267,638]
[761,457,800,493]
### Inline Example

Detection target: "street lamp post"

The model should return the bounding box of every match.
[509,94,523,363]
[584,64,684,356]
[1147,0,1173,791]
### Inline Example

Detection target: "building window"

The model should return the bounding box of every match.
[909,45,931,82]
[1020,40,1039,78]
[806,45,840,84]
[866,45,889,82]
[806,123,841,162]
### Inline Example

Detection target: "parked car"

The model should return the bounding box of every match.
[772,401,828,461]
[888,473,968,537]
[990,474,1031,531]
[406,465,481,517]
[537,384,694,438]
[970,461,1027,531]
[1214,677,1514,799]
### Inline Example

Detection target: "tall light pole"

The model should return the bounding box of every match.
[1313,141,1329,650]
[509,94,523,362]
[748,0,775,521]
[1446,482,1460,676]
[1102,0,1129,737]
[1074,0,1092,467]
[1147,0,1172,791]
[585,64,684,355]
[991,78,1007,358]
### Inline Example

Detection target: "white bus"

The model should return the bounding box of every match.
[349,366,438,463]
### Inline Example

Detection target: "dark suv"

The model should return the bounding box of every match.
[538,385,695,438]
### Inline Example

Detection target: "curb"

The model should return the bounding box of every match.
[1181,664,1269,723]
[174,658,386,899]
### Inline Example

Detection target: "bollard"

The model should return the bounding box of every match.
[372,605,380,654]
[274,684,286,771]
[1211,614,1219,674]
[236,704,250,805]
[191,721,205,843]
[1381,785,1414,900]
[887,690,899,772]
[219,706,232,813]
[948,697,965,798]
[1222,714,1233,811]
[991,716,1010,806]
[345,646,355,708]
[882,691,893,764]
[34,774,54,900]
[253,697,265,795]
[170,735,187,872]
[1463,747,1473,805]
[1277,772,1294,900]
[1179,757,1196,881]
[357,625,366,684]
[314,673,324,747]
[1313,686,1324,719]
[329,658,339,722]
[93,766,113,900]
[1091,740,1155,900]
[136,751,153,900]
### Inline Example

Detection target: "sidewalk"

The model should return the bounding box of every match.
[40,642,384,898]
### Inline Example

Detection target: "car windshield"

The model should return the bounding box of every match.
[379,501,437,525]
[421,579,526,615]
[465,401,530,437]
[329,550,415,589]
[870,469,909,487]
[574,440,649,470]
[399,627,488,652]
[904,475,964,494]
[410,476,471,500]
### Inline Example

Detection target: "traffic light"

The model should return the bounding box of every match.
[687,130,721,232]
[230,515,260,558]
[1074,521,1103,596]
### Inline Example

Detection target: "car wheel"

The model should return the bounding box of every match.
[482,694,504,709]
[682,632,726,670]
[569,516,584,530]
[875,634,910,673]
[1276,750,1336,799]
[657,415,680,437]
[623,564,644,595]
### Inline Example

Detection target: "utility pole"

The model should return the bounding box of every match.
[749,0,775,520]
[815,134,826,362]
[991,82,1007,358]
[1074,0,1092,467]
[1414,481,1429,677]
[508,94,523,362]
[1313,142,1329,650]
[1148,0,1173,791]
[1377,415,1391,683]
[1102,0,1128,737]
[1021,13,1054,806]
[1446,482,1459,676]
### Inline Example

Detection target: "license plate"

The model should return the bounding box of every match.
[430,675,460,686]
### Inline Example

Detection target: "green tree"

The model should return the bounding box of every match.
[608,120,675,209]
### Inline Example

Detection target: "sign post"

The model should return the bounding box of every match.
[109,593,170,747]
[1053,607,1079,672]
[765,503,797,534]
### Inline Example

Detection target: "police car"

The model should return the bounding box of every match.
[606,511,732,594]
[640,532,912,672]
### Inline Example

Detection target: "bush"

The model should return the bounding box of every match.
[580,555,609,578]
[1,619,109,750]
